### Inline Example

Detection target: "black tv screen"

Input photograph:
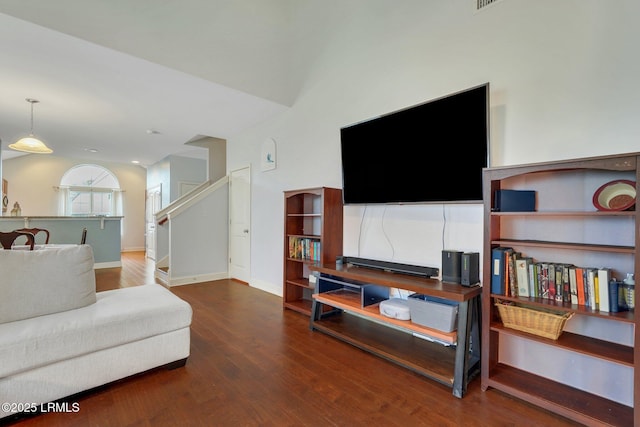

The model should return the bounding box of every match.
[340,83,489,205]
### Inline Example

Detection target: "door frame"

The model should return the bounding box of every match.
[145,184,162,260]
[229,165,251,283]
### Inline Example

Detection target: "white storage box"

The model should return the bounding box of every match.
[379,298,411,320]
[407,294,458,332]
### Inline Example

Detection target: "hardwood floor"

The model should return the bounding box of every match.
[4,252,582,426]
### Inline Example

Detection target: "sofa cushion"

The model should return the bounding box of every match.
[0,245,96,324]
[0,283,192,379]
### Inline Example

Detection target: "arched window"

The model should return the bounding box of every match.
[58,164,122,216]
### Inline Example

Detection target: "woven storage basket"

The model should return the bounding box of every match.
[495,300,574,340]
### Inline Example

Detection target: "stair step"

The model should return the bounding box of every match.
[155,267,169,285]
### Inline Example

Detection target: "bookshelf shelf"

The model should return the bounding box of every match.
[283,187,343,316]
[485,364,633,427]
[285,277,314,290]
[490,239,634,253]
[491,210,635,217]
[490,323,633,366]
[288,233,321,238]
[490,293,635,322]
[482,152,640,426]
[285,257,317,264]
[314,290,458,344]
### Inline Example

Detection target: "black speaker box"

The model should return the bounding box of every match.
[442,250,463,284]
[461,252,480,286]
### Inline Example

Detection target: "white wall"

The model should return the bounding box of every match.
[146,157,171,208]
[1,154,146,252]
[228,0,640,294]
[166,156,207,201]
[1,0,637,403]
[146,155,207,209]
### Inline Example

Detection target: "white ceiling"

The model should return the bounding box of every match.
[0,1,297,166]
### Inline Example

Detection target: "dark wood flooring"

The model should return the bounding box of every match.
[4,252,582,426]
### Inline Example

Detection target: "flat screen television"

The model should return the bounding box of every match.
[340,83,489,205]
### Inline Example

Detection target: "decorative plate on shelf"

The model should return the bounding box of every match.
[592,179,636,211]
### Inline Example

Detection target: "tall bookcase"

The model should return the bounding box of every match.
[283,187,343,316]
[481,152,639,426]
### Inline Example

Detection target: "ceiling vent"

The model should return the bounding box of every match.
[476,0,504,11]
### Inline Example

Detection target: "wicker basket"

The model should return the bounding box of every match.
[495,300,574,340]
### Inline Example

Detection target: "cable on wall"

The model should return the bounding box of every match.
[441,204,448,251]
[357,205,368,257]
[381,205,395,261]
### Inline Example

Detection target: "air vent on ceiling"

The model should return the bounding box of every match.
[477,0,504,11]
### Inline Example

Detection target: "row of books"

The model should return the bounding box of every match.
[491,246,628,312]
[288,236,321,262]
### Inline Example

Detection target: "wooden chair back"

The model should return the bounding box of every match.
[0,231,35,250]
[14,227,50,244]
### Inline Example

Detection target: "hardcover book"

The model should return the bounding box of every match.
[554,264,564,303]
[538,262,550,300]
[609,280,622,313]
[576,266,586,306]
[586,268,597,309]
[598,268,612,312]
[559,263,572,304]
[569,267,578,305]
[548,263,556,301]
[516,256,532,297]
[528,262,539,298]
[506,249,518,297]
[491,247,507,295]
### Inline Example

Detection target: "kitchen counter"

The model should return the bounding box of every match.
[0,216,122,267]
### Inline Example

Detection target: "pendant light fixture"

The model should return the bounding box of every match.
[9,98,53,154]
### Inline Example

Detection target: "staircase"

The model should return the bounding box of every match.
[154,176,229,286]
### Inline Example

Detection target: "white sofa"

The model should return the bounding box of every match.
[0,245,192,420]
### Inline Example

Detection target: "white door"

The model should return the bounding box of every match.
[229,166,251,283]
[145,185,162,260]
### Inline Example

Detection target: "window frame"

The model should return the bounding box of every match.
[59,164,122,217]
[67,185,117,217]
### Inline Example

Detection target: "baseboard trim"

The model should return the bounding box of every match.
[121,247,146,253]
[94,261,122,269]
[249,278,280,297]
[167,271,229,287]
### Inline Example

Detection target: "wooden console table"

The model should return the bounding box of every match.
[309,263,482,398]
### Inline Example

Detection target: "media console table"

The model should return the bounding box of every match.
[309,263,481,398]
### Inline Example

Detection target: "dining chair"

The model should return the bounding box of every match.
[14,227,50,244]
[0,231,35,250]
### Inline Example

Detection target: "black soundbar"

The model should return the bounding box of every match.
[340,256,439,278]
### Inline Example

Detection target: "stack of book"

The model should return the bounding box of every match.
[490,246,625,312]
[288,236,321,261]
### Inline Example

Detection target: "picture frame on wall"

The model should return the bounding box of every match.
[261,138,277,172]
[2,179,7,213]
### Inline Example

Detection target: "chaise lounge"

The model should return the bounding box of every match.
[0,244,192,420]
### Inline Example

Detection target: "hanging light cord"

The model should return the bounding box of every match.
[26,98,39,135]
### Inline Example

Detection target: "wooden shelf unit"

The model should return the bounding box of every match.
[283,187,343,316]
[310,263,482,398]
[481,152,640,426]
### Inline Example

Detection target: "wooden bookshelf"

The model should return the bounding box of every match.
[481,152,639,426]
[282,187,343,316]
